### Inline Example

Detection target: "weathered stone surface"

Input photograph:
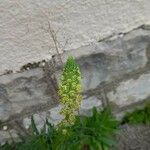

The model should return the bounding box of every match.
[0,129,19,145]
[107,72,150,107]
[0,0,150,74]
[1,26,150,123]
[116,125,150,150]
[0,68,53,121]
[23,117,31,130]
[23,111,53,131]
[0,85,12,121]
[47,105,64,126]
[79,96,102,116]
[23,96,102,129]
[23,105,63,130]
[0,24,150,145]
[56,27,150,91]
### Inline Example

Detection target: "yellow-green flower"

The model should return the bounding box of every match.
[58,56,82,127]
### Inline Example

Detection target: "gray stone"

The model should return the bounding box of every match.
[0,68,53,122]
[79,96,102,116]
[23,117,31,130]
[116,125,150,150]
[0,84,12,121]
[107,72,150,107]
[56,27,150,91]
[23,111,49,132]
[0,130,19,145]
[23,105,64,130]
[23,97,102,129]
[47,105,64,126]
[32,112,47,131]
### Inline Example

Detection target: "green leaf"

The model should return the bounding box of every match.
[31,116,39,135]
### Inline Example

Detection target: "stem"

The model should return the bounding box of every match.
[101,143,108,150]
[101,143,105,150]
[82,144,90,150]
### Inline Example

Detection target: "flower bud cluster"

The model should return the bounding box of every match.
[59,56,82,126]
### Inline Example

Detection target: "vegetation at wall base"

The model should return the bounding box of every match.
[0,108,119,150]
[53,107,119,150]
[121,102,150,125]
[2,56,150,150]
[2,102,150,150]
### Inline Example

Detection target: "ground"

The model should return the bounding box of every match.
[116,125,150,150]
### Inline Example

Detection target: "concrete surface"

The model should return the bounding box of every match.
[0,0,150,74]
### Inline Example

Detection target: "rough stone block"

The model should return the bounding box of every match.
[0,68,53,122]
[0,129,19,145]
[79,96,102,116]
[56,27,150,91]
[107,72,150,107]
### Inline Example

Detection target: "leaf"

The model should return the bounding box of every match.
[31,116,39,135]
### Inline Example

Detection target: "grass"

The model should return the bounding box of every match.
[1,102,150,150]
[0,108,119,150]
[121,102,150,125]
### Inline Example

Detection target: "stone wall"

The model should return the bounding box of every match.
[0,25,150,144]
[55,25,150,109]
[0,0,150,145]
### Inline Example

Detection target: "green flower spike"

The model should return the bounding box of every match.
[59,56,82,127]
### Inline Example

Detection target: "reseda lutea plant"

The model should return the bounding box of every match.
[59,56,82,126]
